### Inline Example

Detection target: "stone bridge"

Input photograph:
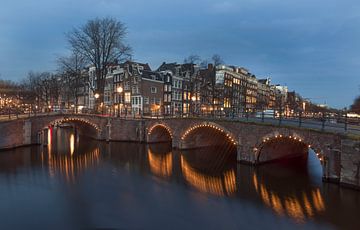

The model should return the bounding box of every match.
[0,114,359,189]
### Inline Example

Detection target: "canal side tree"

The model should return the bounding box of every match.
[23,72,62,113]
[57,51,87,112]
[66,17,132,112]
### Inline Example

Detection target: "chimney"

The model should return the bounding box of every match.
[208,63,213,71]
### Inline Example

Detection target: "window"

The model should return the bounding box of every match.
[151,87,157,93]
[151,98,156,104]
[124,81,130,90]
[144,97,149,104]
[224,98,231,108]
[216,72,224,84]
[125,92,131,103]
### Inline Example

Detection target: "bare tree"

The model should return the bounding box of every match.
[211,54,224,66]
[66,17,132,109]
[57,51,87,112]
[184,54,201,64]
[23,72,61,112]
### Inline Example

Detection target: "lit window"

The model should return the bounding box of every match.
[125,92,131,103]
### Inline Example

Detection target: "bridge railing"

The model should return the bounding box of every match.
[1,110,360,135]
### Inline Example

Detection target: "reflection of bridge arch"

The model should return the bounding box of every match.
[44,146,100,182]
[180,122,238,149]
[252,172,325,222]
[147,123,173,143]
[180,155,236,196]
[255,132,324,164]
[147,145,172,178]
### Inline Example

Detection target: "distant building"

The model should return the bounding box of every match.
[210,65,258,116]
[257,78,272,111]
[66,59,311,118]
[157,62,200,116]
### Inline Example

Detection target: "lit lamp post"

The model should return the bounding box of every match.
[94,93,100,114]
[191,95,196,117]
[117,86,123,117]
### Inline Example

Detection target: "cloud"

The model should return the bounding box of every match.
[0,0,359,108]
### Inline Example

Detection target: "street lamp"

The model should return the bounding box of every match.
[191,95,196,117]
[94,93,100,114]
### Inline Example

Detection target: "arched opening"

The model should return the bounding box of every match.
[49,118,100,140]
[147,124,172,143]
[181,123,237,150]
[180,123,238,176]
[256,135,324,181]
[257,135,309,164]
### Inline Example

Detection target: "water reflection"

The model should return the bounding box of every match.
[1,128,360,229]
[180,155,236,196]
[42,127,100,182]
[147,144,173,178]
[70,133,75,156]
[252,160,326,223]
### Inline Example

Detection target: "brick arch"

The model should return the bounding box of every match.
[254,130,325,164]
[146,122,173,143]
[47,117,101,132]
[180,121,238,149]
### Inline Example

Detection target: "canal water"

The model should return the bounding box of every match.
[0,127,359,230]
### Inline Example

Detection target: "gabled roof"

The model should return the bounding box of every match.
[142,70,164,82]
[157,62,178,73]
[122,61,152,71]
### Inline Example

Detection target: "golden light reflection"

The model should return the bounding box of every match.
[47,128,52,156]
[70,134,75,156]
[46,148,100,182]
[148,148,172,178]
[180,155,236,196]
[284,196,305,221]
[253,173,325,222]
[312,189,325,212]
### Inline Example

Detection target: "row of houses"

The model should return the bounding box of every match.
[74,61,304,117]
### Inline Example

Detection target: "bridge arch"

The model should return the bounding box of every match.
[43,117,102,139]
[48,117,101,131]
[147,123,173,143]
[180,122,238,149]
[255,131,324,164]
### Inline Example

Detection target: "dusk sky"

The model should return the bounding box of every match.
[1,0,359,108]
